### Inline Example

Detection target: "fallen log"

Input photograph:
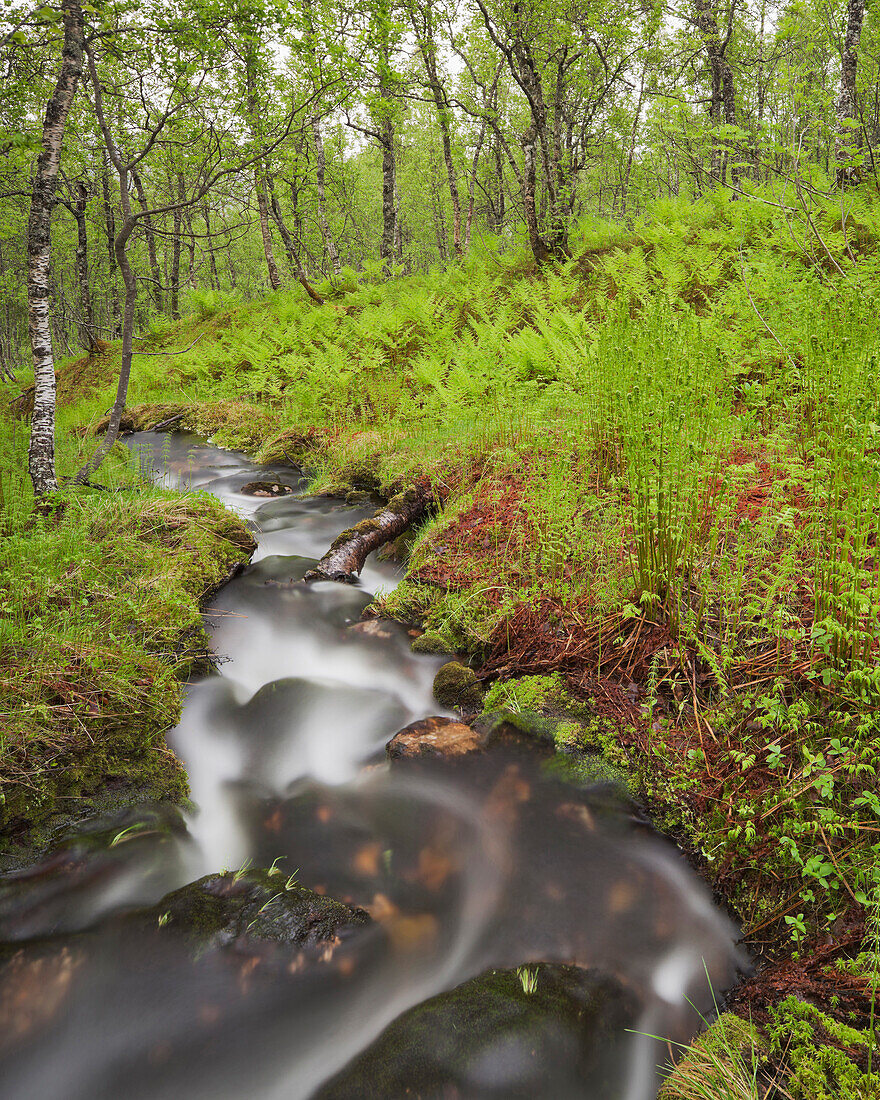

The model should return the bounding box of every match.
[305,485,433,584]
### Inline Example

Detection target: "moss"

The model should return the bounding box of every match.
[658,1012,764,1099]
[410,630,451,655]
[433,661,484,712]
[0,481,254,856]
[256,427,327,465]
[768,997,879,1100]
[316,963,637,1099]
[483,673,572,715]
[91,402,192,436]
[476,708,559,743]
[542,751,634,798]
[144,868,372,952]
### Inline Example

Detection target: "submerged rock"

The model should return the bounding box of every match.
[386,716,484,760]
[433,661,484,712]
[316,963,638,1099]
[143,869,371,950]
[239,480,295,497]
[347,620,394,640]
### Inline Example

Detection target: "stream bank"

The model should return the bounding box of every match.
[0,417,255,869]
[75,401,880,1098]
[0,430,748,1099]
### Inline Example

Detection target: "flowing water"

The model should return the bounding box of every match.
[0,432,746,1099]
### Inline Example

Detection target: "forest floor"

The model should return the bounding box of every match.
[4,189,880,1096]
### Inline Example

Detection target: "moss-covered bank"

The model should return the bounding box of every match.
[0,415,255,865]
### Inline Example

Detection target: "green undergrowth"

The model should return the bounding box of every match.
[13,186,880,1093]
[42,191,880,948]
[0,415,254,850]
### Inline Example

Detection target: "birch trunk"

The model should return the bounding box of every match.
[100,157,121,336]
[27,0,84,497]
[380,115,397,267]
[465,120,486,250]
[72,181,98,352]
[414,16,463,256]
[267,178,325,304]
[170,175,183,319]
[132,168,163,312]
[312,120,341,275]
[836,0,866,185]
[522,128,551,264]
[73,48,138,485]
[255,170,281,290]
[204,204,221,290]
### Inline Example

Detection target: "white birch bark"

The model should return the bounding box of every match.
[27,0,84,496]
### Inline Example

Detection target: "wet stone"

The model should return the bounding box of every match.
[315,963,639,1100]
[239,480,295,497]
[347,620,394,640]
[386,716,485,761]
[433,661,484,713]
[141,869,372,951]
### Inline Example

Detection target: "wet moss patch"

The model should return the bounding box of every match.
[0,420,255,857]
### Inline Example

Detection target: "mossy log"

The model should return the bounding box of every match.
[305,486,433,584]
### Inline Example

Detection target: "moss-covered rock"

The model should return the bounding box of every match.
[316,963,638,1099]
[433,661,484,712]
[141,869,372,951]
[410,630,450,655]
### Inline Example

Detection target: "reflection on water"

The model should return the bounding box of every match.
[0,432,746,1099]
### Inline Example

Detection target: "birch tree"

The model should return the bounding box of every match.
[26,0,84,497]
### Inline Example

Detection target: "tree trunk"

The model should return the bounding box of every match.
[170,175,183,319]
[522,128,552,264]
[312,119,341,275]
[836,0,866,186]
[74,49,138,485]
[132,167,163,312]
[465,120,486,250]
[380,115,397,267]
[255,170,281,290]
[268,177,325,304]
[27,0,84,497]
[100,157,121,336]
[414,16,462,255]
[186,213,196,289]
[305,486,433,583]
[692,0,737,185]
[72,181,98,352]
[204,204,220,290]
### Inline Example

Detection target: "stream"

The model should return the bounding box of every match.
[0,432,746,1099]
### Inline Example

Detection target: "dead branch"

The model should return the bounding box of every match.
[305,486,434,584]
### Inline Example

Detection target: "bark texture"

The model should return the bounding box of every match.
[304,487,433,583]
[380,114,398,267]
[267,178,325,304]
[27,0,84,496]
[72,46,139,485]
[410,2,463,255]
[72,180,98,352]
[312,120,341,275]
[132,168,163,312]
[692,0,738,185]
[836,0,866,186]
[100,157,121,336]
[255,169,281,290]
